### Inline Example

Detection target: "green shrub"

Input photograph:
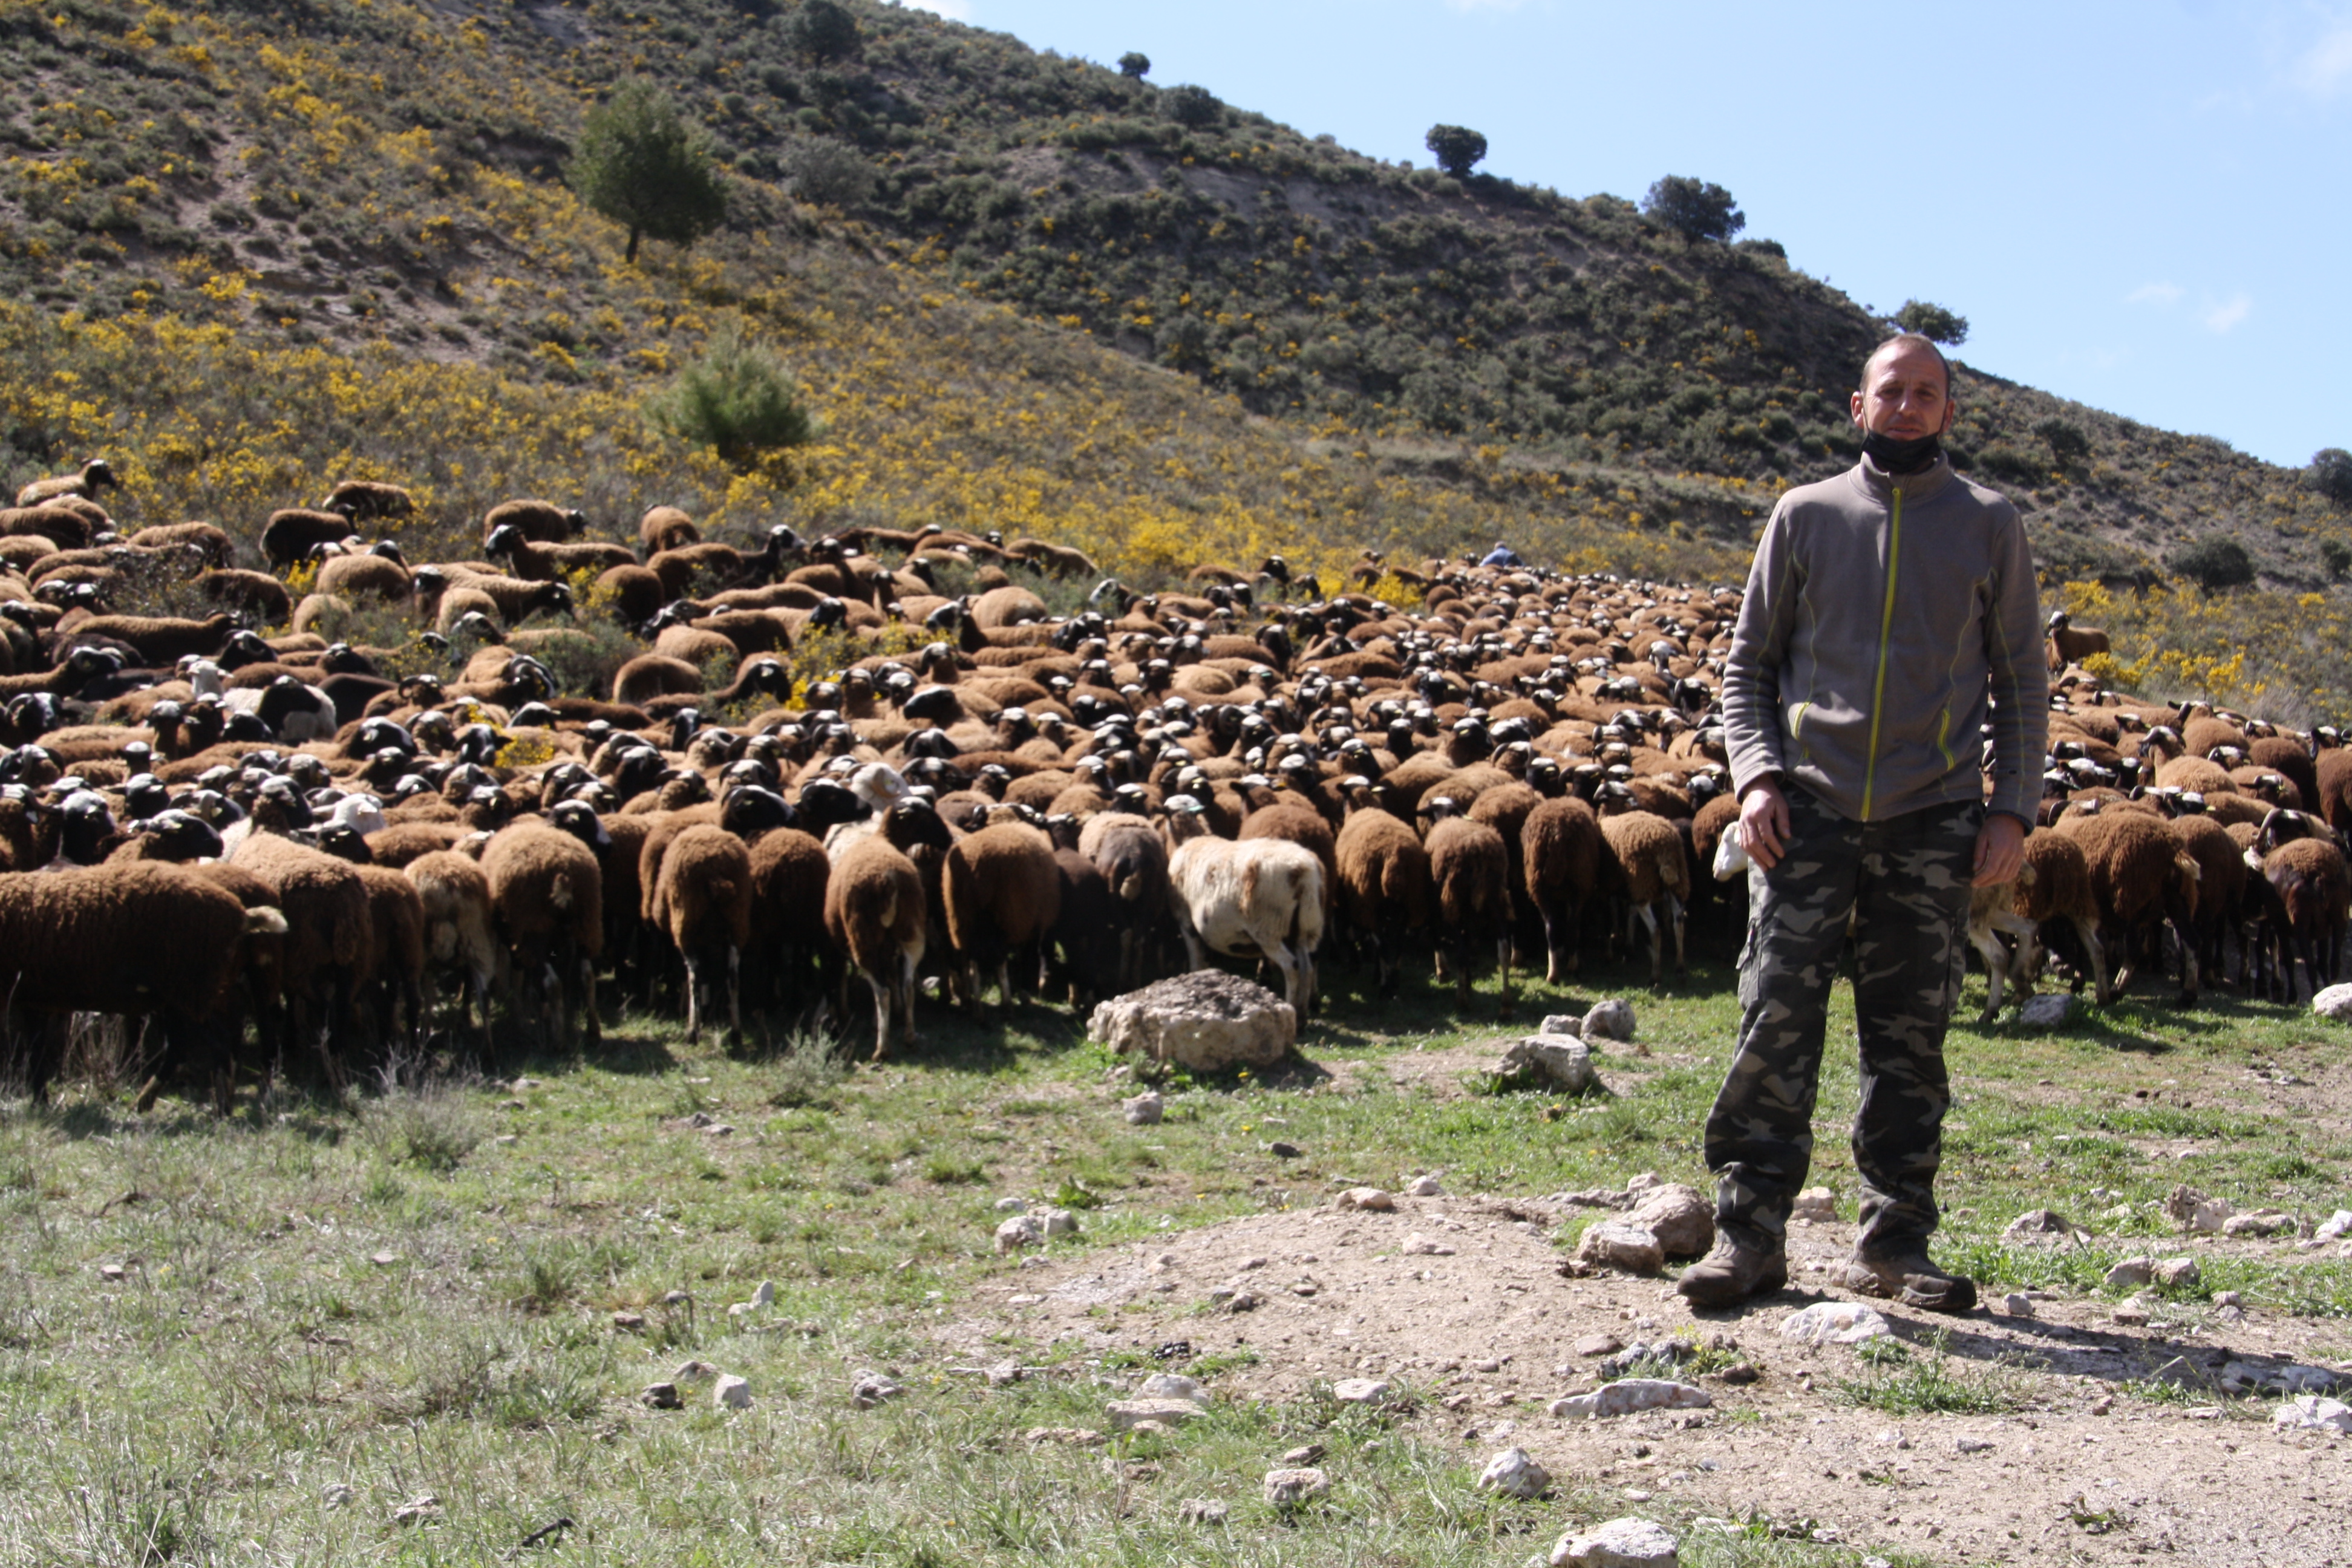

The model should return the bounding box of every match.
[2313,448,2352,508]
[2168,535,2256,593]
[1894,299,1968,345]
[647,326,820,470]
[1163,84,1220,128]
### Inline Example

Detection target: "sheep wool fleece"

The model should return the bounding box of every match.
[1704,786,1979,1251]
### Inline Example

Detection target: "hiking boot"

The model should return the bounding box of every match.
[1840,1243,1978,1314]
[1674,1233,1788,1308]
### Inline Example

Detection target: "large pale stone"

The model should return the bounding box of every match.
[1779,1302,1891,1345]
[1551,1518,1679,1566]
[1549,1379,1711,1419]
[1628,1183,1714,1259]
[1575,1220,1665,1273]
[1106,1397,1204,1431]
[1263,1467,1329,1506]
[1494,1034,1596,1093]
[2312,982,2352,1023]
[1581,999,1636,1044]
[1088,971,1296,1072]
[1477,1446,1552,1499]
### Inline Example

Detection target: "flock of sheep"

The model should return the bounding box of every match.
[2,453,2350,1109]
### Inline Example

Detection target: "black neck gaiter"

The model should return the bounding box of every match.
[1861,430,1942,476]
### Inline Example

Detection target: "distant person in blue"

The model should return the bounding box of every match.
[1479,541,1524,567]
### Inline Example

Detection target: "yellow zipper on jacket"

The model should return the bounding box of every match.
[1860,485,1903,820]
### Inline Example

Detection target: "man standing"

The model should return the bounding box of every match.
[1678,334,2046,1314]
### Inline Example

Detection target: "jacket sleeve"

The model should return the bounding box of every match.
[1722,501,1802,799]
[1980,505,2048,823]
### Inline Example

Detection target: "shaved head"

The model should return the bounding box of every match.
[1861,332,1952,398]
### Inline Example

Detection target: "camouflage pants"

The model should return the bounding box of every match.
[1704,787,1981,1253]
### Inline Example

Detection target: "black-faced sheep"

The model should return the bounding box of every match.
[2054,805,2201,1007]
[648,823,753,1044]
[1076,809,1173,991]
[823,834,927,1059]
[1333,795,1431,997]
[482,498,585,544]
[353,862,426,1055]
[485,524,638,583]
[941,820,1062,1011]
[261,508,359,568]
[15,459,114,509]
[228,830,376,1071]
[2259,815,2349,996]
[58,613,238,665]
[1164,800,1324,1014]
[321,480,416,521]
[1423,805,1515,1012]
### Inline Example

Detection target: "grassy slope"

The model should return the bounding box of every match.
[2,3,2348,632]
[3,953,2349,1562]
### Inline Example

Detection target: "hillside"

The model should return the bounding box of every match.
[1,0,2347,717]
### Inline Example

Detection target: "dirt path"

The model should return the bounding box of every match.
[939,1193,2352,1565]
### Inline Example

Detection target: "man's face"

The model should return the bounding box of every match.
[1850,342,1955,440]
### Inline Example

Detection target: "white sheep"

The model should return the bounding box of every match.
[1163,797,1324,1013]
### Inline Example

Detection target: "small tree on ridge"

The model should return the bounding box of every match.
[1424,125,1487,180]
[1119,51,1150,79]
[1642,175,1744,243]
[1895,299,1969,345]
[569,82,727,265]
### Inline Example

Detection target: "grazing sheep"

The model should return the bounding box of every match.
[2045,610,2110,671]
[480,822,604,1047]
[746,826,831,1011]
[126,521,234,566]
[2054,805,2202,1007]
[640,505,700,554]
[648,823,753,1044]
[2259,814,2350,996]
[260,508,359,568]
[353,863,426,1054]
[1423,805,1515,1011]
[450,574,574,628]
[596,564,666,624]
[2013,829,2109,1005]
[321,480,416,522]
[230,831,376,1072]
[1595,786,1690,984]
[485,523,637,583]
[1334,796,1431,996]
[970,584,1048,630]
[1522,794,1606,982]
[482,498,584,544]
[199,569,294,623]
[1077,810,1173,991]
[1164,800,1324,1014]
[315,550,412,603]
[404,849,497,1042]
[58,613,238,665]
[15,458,114,509]
[612,653,704,708]
[824,834,927,1059]
[941,820,1062,1011]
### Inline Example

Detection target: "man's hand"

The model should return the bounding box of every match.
[1737,777,1791,872]
[1972,811,2025,887]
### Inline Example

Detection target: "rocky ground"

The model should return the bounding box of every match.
[939,1188,2352,1565]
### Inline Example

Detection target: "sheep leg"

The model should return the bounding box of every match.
[578,958,600,1046]
[726,946,740,1045]
[1538,902,1566,986]
[865,970,893,1062]
[1265,942,1304,1014]
[995,958,1013,1014]
[1495,933,1514,1019]
[1967,919,2011,1025]
[1636,902,1662,987]
[682,953,704,1045]
[1667,893,1687,975]
[2072,916,2109,1006]
[2164,890,2200,1008]
[896,950,920,1051]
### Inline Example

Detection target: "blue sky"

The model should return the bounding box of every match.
[892,0,2351,471]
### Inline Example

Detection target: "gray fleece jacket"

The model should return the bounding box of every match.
[1722,452,2047,825]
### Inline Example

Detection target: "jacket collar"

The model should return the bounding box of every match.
[1849,451,1956,505]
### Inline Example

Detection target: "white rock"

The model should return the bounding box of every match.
[1122,1091,1165,1126]
[2001,1292,2034,1317]
[1477,1446,1553,1500]
[1581,999,1636,1044]
[1405,1174,1444,1197]
[851,1370,906,1408]
[1550,1515,1679,1566]
[2002,1207,2074,1245]
[2223,1210,2295,1238]
[1088,971,1296,1072]
[2311,982,2352,1023]
[1549,1379,1711,1419]
[1779,1301,1891,1345]
[1955,1435,1994,1454]
[714,1374,753,1410]
[2276,1395,2352,1433]
[993,1196,1029,1214]
[995,1214,1047,1253]
[1628,1184,1714,1259]
[1332,1377,1390,1404]
[1576,1220,1665,1273]
[1263,1467,1329,1506]
[1540,1014,1584,1037]
[1792,1187,1838,1223]
[2152,1256,2201,1290]
[1106,1397,1203,1430]
[2315,1210,2352,1242]
[1338,1186,1396,1212]
[2103,1256,2154,1290]
[1038,1206,1079,1237]
[1495,1034,1596,1093]
[750,1279,776,1307]
[2017,993,2076,1028]
[1402,1233,1457,1256]
[1138,1372,1203,1401]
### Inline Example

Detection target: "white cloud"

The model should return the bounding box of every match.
[2127,281,2184,306]
[893,0,972,19]
[2292,21,2352,95]
[2202,293,2253,333]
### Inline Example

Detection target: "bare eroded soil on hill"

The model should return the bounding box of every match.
[939,1192,2352,1566]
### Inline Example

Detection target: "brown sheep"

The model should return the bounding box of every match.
[942,821,1063,1011]
[2015,829,2109,1005]
[1334,799,1431,996]
[0,504,92,550]
[970,584,1048,630]
[2054,806,2201,1006]
[321,479,416,521]
[1595,787,1690,984]
[405,849,498,1042]
[353,862,426,1051]
[315,552,412,603]
[1425,809,1515,1011]
[15,458,114,509]
[56,613,238,664]
[230,831,376,1071]
[2247,736,2321,822]
[747,827,831,1010]
[1523,794,1607,982]
[597,564,668,624]
[261,508,361,568]
[480,823,604,1045]
[648,823,754,1044]
[486,524,638,583]
[482,497,584,544]
[199,569,295,623]
[639,505,701,554]
[825,835,927,1059]
[2262,820,2349,996]
[2044,610,2109,671]
[126,521,233,566]
[1077,811,1174,991]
